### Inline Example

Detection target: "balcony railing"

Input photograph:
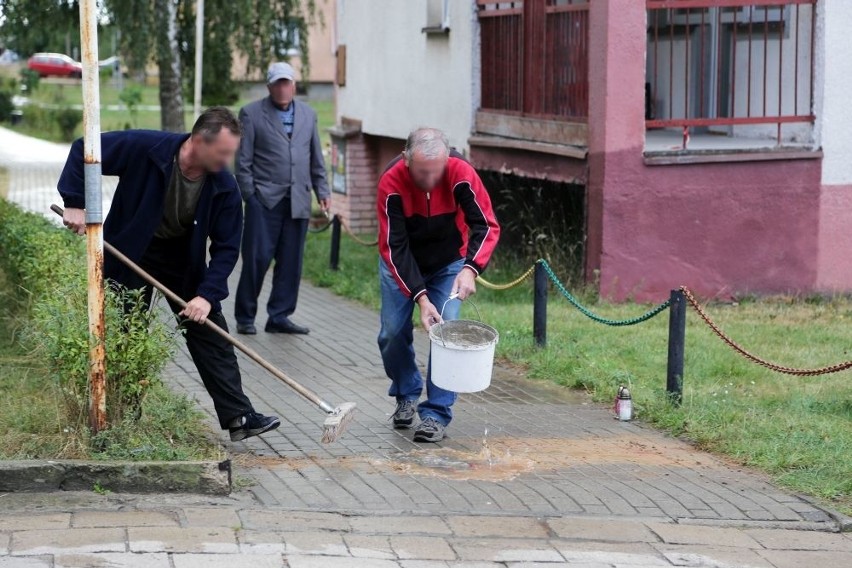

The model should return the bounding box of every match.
[645,0,816,148]
[478,0,590,121]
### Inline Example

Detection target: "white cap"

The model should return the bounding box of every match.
[267,62,296,84]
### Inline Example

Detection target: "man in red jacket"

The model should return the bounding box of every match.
[377,128,500,442]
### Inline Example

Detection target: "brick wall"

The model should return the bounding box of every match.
[330,132,379,233]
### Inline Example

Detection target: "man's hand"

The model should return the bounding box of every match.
[319,197,331,212]
[63,207,86,235]
[417,295,442,331]
[180,296,212,324]
[452,267,477,301]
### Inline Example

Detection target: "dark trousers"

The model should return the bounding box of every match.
[235,194,309,326]
[135,237,254,429]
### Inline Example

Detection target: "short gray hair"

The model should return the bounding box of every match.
[404,128,450,161]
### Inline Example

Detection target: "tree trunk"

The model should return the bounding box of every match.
[154,0,185,132]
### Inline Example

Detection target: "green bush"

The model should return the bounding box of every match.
[118,85,143,127]
[0,200,179,432]
[54,106,83,141]
[20,68,40,94]
[0,91,13,123]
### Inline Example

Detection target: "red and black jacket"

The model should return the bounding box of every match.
[377,152,501,301]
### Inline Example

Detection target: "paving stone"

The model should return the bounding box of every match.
[344,535,396,559]
[744,528,852,551]
[54,552,171,567]
[171,553,285,568]
[11,528,126,556]
[0,514,71,532]
[505,563,610,568]
[0,557,52,567]
[400,563,502,568]
[554,541,670,566]
[0,533,7,556]
[547,518,658,543]
[282,531,349,555]
[450,538,564,563]
[446,516,548,539]
[657,544,774,568]
[350,516,451,536]
[647,523,760,549]
[286,557,399,568]
[757,549,852,568]
[127,527,237,553]
[391,536,456,560]
[238,531,288,554]
[182,507,242,528]
[242,510,350,532]
[72,511,178,528]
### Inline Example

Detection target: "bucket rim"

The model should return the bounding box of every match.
[428,319,499,347]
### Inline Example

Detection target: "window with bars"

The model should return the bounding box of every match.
[645,0,816,150]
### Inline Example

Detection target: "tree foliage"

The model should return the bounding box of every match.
[1,0,318,130]
[0,0,82,56]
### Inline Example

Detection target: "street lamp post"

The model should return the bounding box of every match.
[193,0,205,120]
[78,0,107,433]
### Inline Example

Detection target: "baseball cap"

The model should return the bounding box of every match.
[267,62,295,84]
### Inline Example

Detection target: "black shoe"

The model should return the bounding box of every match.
[413,417,446,443]
[229,412,281,442]
[265,317,310,335]
[237,323,257,335]
[391,399,417,429]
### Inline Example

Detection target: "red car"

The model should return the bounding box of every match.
[27,53,83,78]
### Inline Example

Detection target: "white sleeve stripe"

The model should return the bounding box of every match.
[455,181,491,266]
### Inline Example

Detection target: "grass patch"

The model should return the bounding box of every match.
[0,200,221,461]
[303,229,852,515]
[10,80,336,147]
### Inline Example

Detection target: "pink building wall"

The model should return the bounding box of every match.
[587,0,824,302]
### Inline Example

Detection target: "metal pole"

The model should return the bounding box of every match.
[330,215,341,271]
[79,0,107,434]
[533,262,547,347]
[666,289,686,405]
[193,0,205,120]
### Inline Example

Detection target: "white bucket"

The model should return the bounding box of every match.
[429,319,499,393]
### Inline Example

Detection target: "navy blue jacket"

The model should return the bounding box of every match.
[57,130,243,313]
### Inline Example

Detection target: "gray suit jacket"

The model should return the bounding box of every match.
[235,97,330,219]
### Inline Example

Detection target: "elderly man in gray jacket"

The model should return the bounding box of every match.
[235,62,331,335]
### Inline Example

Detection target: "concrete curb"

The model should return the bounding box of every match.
[0,459,231,495]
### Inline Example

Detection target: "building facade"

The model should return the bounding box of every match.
[331,0,852,301]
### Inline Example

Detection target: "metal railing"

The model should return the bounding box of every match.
[478,0,590,120]
[645,0,817,148]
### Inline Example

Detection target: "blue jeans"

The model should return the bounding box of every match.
[378,258,463,426]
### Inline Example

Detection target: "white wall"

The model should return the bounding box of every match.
[336,0,476,150]
[816,0,852,185]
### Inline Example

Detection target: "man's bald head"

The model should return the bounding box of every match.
[404,128,450,190]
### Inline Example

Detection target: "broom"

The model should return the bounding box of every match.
[51,204,356,444]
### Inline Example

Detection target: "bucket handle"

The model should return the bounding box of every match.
[436,293,482,347]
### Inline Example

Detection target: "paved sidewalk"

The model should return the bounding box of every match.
[0,126,116,217]
[167,279,839,530]
[3,126,850,567]
[1,492,850,567]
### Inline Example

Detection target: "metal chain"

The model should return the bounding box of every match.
[540,260,671,326]
[339,217,379,247]
[680,286,852,376]
[477,264,536,290]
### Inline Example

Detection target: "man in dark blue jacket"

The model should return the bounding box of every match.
[57,107,280,442]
